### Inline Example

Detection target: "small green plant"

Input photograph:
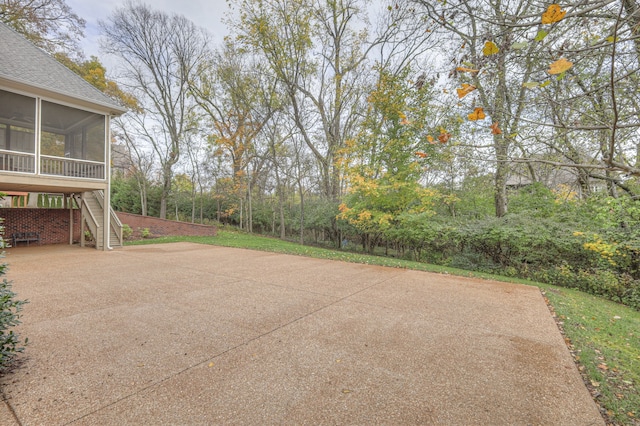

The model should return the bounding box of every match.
[84,230,94,242]
[122,224,133,240]
[140,228,152,239]
[0,219,28,371]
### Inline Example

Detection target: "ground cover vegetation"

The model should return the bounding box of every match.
[0,218,28,372]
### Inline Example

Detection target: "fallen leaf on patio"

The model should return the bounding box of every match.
[209,362,214,367]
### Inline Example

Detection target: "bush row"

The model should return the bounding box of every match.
[344,212,640,310]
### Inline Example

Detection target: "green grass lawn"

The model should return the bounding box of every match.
[129,231,640,424]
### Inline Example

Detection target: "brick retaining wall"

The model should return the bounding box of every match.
[0,208,82,245]
[0,209,216,246]
[116,212,217,239]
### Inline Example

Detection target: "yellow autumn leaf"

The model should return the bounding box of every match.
[548,57,573,74]
[468,107,486,121]
[426,135,435,144]
[482,41,499,56]
[456,66,479,73]
[541,4,566,24]
[456,83,477,99]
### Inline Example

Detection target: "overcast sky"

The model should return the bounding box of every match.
[67,0,233,59]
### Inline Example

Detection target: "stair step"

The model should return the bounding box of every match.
[81,191,123,250]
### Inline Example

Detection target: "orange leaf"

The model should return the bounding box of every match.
[400,118,411,125]
[468,107,486,121]
[541,4,566,24]
[456,66,479,73]
[456,83,476,99]
[482,41,499,56]
[438,130,452,143]
[548,57,573,74]
[426,135,435,144]
[490,122,502,134]
[415,151,428,158]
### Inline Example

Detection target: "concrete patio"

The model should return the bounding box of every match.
[0,242,603,425]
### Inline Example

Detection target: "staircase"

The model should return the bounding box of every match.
[80,191,123,249]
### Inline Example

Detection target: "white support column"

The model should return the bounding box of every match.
[69,194,73,245]
[103,115,112,250]
[80,193,86,248]
[35,97,41,175]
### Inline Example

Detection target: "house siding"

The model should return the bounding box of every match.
[1,208,81,245]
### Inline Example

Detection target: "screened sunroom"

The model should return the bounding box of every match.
[0,89,107,180]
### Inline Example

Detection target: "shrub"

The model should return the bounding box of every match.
[0,219,28,371]
[140,228,152,239]
[122,224,133,240]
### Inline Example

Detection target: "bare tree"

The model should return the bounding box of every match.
[100,1,209,218]
[0,0,85,56]
[190,39,280,231]
[113,117,155,216]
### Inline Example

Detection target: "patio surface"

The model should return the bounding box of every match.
[1,242,604,425]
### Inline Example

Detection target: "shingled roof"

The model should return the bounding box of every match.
[0,21,126,115]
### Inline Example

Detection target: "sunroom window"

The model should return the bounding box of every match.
[0,89,36,172]
[41,100,106,162]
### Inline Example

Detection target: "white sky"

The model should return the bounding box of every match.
[67,0,233,59]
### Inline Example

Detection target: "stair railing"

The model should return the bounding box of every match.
[94,190,123,247]
[81,195,101,248]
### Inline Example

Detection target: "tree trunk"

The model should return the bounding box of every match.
[494,145,509,218]
[299,187,305,245]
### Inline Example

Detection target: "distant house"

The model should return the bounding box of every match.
[111,143,134,176]
[506,160,607,198]
[0,21,127,250]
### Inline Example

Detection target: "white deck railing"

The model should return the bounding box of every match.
[40,155,105,180]
[1,150,105,180]
[0,150,35,173]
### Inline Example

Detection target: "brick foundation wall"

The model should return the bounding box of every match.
[116,212,217,238]
[0,208,82,245]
